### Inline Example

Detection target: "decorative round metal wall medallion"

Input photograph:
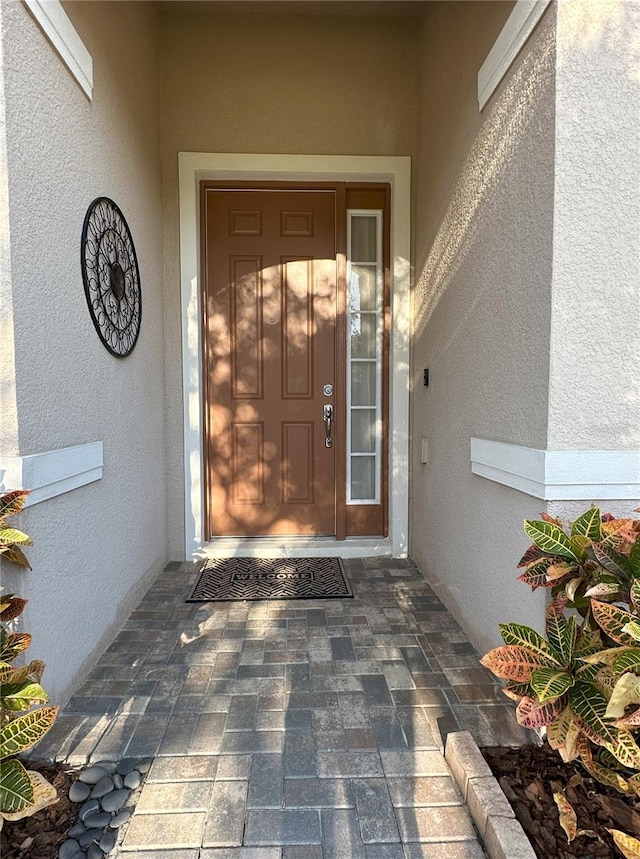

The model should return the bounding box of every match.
[81,197,141,357]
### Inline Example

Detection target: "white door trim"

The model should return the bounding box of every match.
[178,153,411,558]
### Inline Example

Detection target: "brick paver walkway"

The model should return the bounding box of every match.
[38,558,529,857]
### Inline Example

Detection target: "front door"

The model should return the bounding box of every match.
[201,187,338,537]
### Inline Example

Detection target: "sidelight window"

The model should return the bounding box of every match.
[346,211,383,504]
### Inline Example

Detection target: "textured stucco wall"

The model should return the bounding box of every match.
[411,1,556,655]
[0,1,166,704]
[158,9,420,557]
[0,17,18,455]
[548,0,640,452]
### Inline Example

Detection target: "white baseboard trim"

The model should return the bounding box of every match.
[23,0,93,100]
[470,438,640,501]
[0,442,103,506]
[478,0,551,111]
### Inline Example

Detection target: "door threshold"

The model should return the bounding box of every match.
[195,536,401,560]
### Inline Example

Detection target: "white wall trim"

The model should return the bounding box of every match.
[0,442,103,506]
[471,438,640,501]
[22,0,93,100]
[478,0,551,111]
[178,153,411,559]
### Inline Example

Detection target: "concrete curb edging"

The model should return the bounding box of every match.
[445,731,537,859]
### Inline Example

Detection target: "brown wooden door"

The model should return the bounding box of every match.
[202,188,338,537]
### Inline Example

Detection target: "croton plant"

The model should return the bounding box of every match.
[482,507,640,800]
[0,490,58,828]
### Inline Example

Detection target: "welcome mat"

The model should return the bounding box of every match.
[187,557,352,602]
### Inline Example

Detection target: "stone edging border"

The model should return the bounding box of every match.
[444,731,537,859]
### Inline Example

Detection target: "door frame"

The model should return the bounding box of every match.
[178,153,411,558]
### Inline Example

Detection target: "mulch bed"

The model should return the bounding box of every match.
[482,743,640,858]
[1,760,78,859]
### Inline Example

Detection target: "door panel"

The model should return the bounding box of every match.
[202,188,337,537]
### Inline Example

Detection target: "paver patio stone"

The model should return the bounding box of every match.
[321,809,366,858]
[203,781,248,847]
[244,809,322,845]
[395,806,477,842]
[122,811,206,849]
[40,558,532,857]
[402,844,486,858]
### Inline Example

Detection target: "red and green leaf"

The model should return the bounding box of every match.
[0,528,32,548]
[606,730,640,770]
[0,706,59,757]
[613,649,640,675]
[0,545,31,569]
[524,520,578,561]
[498,623,562,665]
[592,543,632,581]
[571,508,602,542]
[0,597,28,623]
[480,645,555,682]
[502,680,531,702]
[516,694,567,728]
[517,544,550,568]
[518,558,557,589]
[0,491,29,521]
[0,630,32,663]
[591,601,639,645]
[575,625,604,657]
[530,667,575,701]
[631,578,640,612]
[570,682,618,745]
[546,604,576,664]
[546,706,576,750]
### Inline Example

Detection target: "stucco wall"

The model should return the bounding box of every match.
[548,0,640,452]
[410,2,556,654]
[0,1,166,704]
[157,8,420,557]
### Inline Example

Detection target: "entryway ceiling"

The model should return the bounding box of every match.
[156,1,428,17]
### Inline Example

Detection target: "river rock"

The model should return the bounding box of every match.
[79,765,110,785]
[101,788,130,813]
[58,839,81,859]
[116,757,137,775]
[87,845,106,859]
[100,828,118,852]
[84,811,111,829]
[136,757,152,773]
[109,808,132,828]
[68,821,86,839]
[124,770,141,790]
[93,760,117,774]
[78,799,101,822]
[112,773,124,789]
[69,780,91,803]
[79,828,104,848]
[90,776,115,799]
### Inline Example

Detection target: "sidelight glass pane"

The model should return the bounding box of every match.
[347,209,382,506]
[350,266,377,311]
[351,456,376,500]
[350,313,377,359]
[350,216,377,262]
[351,362,376,406]
[351,409,376,452]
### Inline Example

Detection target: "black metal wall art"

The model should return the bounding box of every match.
[81,197,141,357]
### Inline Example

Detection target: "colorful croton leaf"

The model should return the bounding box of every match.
[482,507,640,795]
[0,490,58,827]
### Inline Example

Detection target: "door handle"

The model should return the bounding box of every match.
[323,404,333,448]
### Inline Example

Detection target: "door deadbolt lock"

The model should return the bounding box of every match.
[323,384,333,396]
